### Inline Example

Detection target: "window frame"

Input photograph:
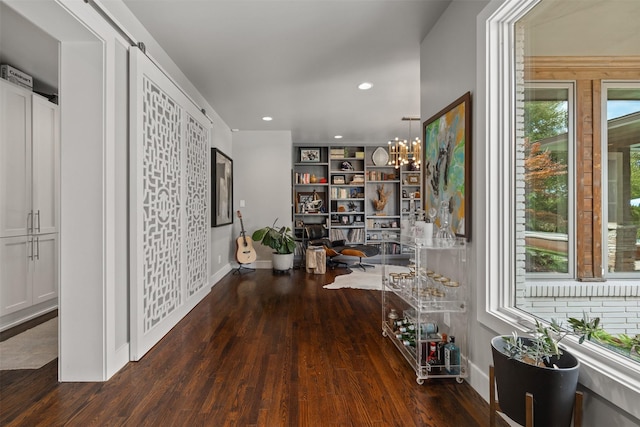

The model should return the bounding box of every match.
[477,0,640,420]
[520,81,576,280]
[602,80,640,279]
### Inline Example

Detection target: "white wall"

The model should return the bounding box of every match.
[232,131,293,268]
[420,0,493,399]
[420,1,640,425]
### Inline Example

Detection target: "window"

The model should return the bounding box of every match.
[511,1,640,339]
[480,0,640,419]
[519,84,573,277]
[603,83,640,277]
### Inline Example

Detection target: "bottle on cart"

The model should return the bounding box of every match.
[388,309,399,331]
[398,323,416,333]
[444,336,460,375]
[396,332,416,348]
[427,341,439,367]
[437,333,448,367]
[395,318,411,327]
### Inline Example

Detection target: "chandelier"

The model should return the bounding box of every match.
[388,117,421,169]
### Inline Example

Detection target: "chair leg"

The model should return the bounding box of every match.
[328,259,348,269]
[350,257,375,271]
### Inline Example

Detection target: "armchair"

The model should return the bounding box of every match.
[304,224,380,271]
[304,224,348,268]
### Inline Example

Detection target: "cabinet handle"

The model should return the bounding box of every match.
[36,210,41,233]
[28,237,34,260]
[27,211,33,234]
[35,236,40,260]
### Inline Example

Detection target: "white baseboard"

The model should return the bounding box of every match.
[0,300,58,332]
[210,263,233,287]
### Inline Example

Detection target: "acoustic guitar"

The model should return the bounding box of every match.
[236,210,257,264]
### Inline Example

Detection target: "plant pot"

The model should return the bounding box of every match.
[272,253,294,272]
[491,336,580,427]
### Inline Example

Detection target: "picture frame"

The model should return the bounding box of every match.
[423,91,472,240]
[332,175,345,185]
[300,148,321,162]
[211,148,233,227]
[407,175,420,185]
[297,191,325,213]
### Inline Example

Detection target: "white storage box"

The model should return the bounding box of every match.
[1,64,33,90]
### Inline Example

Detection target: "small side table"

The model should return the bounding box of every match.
[306,247,326,274]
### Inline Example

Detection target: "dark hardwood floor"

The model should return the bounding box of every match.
[0,267,505,426]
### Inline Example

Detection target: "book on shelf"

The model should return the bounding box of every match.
[330,148,346,158]
[295,172,312,184]
[329,228,346,242]
[347,228,364,243]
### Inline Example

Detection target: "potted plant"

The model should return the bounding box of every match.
[252,218,296,272]
[491,319,581,427]
[568,315,640,362]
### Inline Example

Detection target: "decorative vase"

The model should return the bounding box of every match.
[310,174,317,183]
[491,336,580,427]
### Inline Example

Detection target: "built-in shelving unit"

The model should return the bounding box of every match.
[292,144,423,259]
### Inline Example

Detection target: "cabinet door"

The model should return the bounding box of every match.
[31,96,59,235]
[0,236,32,315]
[0,80,32,238]
[32,233,58,304]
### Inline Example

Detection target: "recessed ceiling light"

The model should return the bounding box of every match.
[262,116,273,121]
[231,128,240,132]
[334,135,343,139]
[358,82,373,90]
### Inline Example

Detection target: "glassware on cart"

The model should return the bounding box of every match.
[435,200,455,246]
[428,207,437,230]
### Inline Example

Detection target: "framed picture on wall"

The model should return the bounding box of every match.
[423,91,472,240]
[211,148,233,227]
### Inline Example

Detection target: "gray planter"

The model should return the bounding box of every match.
[491,336,580,427]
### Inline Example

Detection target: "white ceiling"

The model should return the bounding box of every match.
[120,0,451,144]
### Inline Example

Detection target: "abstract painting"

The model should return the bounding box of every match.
[423,92,472,240]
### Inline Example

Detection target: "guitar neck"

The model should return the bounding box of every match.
[238,210,248,243]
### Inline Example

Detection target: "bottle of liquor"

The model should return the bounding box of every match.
[395,331,415,347]
[398,324,416,333]
[395,317,411,327]
[444,336,460,375]
[437,333,448,368]
[427,341,439,365]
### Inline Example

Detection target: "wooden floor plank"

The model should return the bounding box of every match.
[0,268,507,426]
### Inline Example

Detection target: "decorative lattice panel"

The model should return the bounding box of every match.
[142,77,183,332]
[186,114,208,297]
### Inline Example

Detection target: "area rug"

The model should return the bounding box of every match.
[324,265,412,290]
[0,318,57,370]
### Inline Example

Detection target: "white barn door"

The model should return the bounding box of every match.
[129,47,210,361]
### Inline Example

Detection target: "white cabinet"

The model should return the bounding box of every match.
[0,237,31,314]
[0,234,57,316]
[0,80,31,237]
[0,80,59,237]
[31,96,59,235]
[32,233,58,304]
[0,79,59,320]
